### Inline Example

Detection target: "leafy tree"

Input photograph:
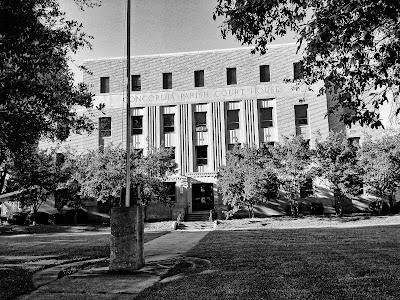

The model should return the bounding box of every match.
[54,150,84,224]
[270,136,314,207]
[214,0,400,128]
[74,145,176,219]
[0,0,99,191]
[359,133,400,213]
[7,148,60,225]
[315,131,363,216]
[218,145,278,218]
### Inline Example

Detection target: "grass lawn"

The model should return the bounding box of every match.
[0,224,167,300]
[136,226,400,300]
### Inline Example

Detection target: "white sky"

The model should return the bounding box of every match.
[61,0,297,82]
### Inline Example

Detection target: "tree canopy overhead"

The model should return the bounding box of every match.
[0,0,98,164]
[214,0,400,128]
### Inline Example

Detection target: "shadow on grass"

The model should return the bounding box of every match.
[0,224,110,236]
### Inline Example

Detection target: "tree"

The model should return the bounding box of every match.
[0,0,99,191]
[218,144,278,218]
[359,133,400,213]
[54,150,84,224]
[74,145,176,219]
[315,131,363,216]
[270,135,314,211]
[7,148,61,225]
[214,0,400,128]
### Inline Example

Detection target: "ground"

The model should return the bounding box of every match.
[2,215,400,299]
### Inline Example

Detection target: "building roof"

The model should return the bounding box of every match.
[83,43,298,63]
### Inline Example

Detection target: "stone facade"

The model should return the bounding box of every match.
[40,44,381,220]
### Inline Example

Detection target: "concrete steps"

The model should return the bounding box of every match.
[186,210,217,222]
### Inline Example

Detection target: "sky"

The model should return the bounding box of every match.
[61,0,297,82]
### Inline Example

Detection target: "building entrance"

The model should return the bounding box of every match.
[192,183,214,211]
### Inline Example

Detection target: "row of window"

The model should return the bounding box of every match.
[99,62,304,93]
[99,104,308,137]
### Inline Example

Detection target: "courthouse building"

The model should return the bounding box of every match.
[42,43,379,220]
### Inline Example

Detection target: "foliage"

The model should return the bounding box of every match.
[0,0,97,174]
[75,145,176,208]
[359,132,400,212]
[270,135,314,202]
[218,144,278,218]
[6,148,61,224]
[214,0,400,128]
[315,131,363,215]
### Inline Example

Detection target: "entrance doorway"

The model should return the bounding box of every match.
[192,183,214,211]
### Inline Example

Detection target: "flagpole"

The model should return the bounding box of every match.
[125,0,131,207]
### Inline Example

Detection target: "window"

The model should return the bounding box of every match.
[131,75,141,91]
[348,137,360,147]
[194,70,204,87]
[133,149,144,157]
[163,114,174,133]
[227,110,240,130]
[164,182,176,202]
[196,145,208,166]
[260,65,270,82]
[227,68,237,85]
[194,112,207,132]
[99,117,111,137]
[227,143,241,151]
[100,77,109,93]
[294,105,308,126]
[55,153,65,169]
[260,107,273,128]
[293,61,304,80]
[165,146,175,161]
[300,177,313,198]
[163,73,172,89]
[131,116,143,135]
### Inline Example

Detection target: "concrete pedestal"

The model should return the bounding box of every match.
[109,206,144,272]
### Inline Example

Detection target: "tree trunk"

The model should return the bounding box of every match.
[389,194,394,213]
[32,207,37,226]
[0,165,7,193]
[74,209,78,224]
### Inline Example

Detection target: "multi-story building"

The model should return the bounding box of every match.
[40,43,381,220]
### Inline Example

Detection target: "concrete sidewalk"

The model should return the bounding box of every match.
[18,230,209,300]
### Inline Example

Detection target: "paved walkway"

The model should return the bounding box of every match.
[18,230,209,300]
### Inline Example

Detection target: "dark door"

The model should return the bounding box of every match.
[192,183,214,211]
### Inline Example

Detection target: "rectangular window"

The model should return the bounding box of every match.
[131,116,143,135]
[163,114,175,133]
[293,61,304,80]
[196,145,208,166]
[163,72,172,89]
[131,75,141,91]
[294,105,308,126]
[194,112,207,132]
[260,65,270,82]
[227,68,237,85]
[300,177,313,198]
[227,143,241,151]
[100,77,110,93]
[260,107,273,128]
[166,146,176,160]
[348,137,360,147]
[194,70,204,87]
[133,149,144,157]
[99,117,111,137]
[164,182,176,202]
[227,109,240,130]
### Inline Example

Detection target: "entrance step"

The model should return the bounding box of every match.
[177,221,215,231]
[186,210,217,222]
